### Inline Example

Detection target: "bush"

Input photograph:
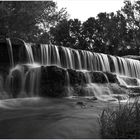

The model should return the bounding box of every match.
[99,99,140,139]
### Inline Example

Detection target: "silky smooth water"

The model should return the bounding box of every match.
[4,39,140,100]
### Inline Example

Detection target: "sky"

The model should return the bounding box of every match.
[55,0,132,22]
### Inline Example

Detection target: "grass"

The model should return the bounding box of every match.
[99,98,140,139]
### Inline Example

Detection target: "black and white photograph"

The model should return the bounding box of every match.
[0,0,140,139]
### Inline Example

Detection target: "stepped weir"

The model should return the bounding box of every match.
[0,38,140,101]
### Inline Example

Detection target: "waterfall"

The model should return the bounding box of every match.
[6,38,14,68]
[86,83,116,101]
[65,70,72,96]
[6,64,41,98]
[17,41,140,79]
[3,38,140,99]
[24,42,34,63]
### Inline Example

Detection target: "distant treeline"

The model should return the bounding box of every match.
[0,0,140,56]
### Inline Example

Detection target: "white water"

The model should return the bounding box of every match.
[3,39,140,101]
[33,44,140,78]
[6,64,41,98]
[17,41,140,79]
[6,38,14,68]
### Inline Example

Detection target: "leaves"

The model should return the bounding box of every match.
[50,0,140,56]
[50,12,128,55]
[50,19,83,48]
[99,99,140,138]
[1,0,140,56]
[0,1,68,43]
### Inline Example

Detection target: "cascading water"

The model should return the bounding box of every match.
[24,42,35,63]
[23,42,140,79]
[2,38,140,100]
[6,63,41,98]
[6,38,14,68]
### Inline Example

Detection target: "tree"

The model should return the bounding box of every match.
[50,19,85,49]
[81,17,98,51]
[50,12,128,55]
[81,12,128,55]
[0,1,68,43]
[50,0,140,56]
[121,0,140,55]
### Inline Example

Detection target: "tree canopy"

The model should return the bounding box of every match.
[50,0,140,56]
[0,1,68,43]
[1,0,140,56]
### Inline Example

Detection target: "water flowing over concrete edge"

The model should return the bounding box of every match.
[0,38,140,101]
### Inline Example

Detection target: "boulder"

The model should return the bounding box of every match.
[67,69,87,86]
[39,66,121,97]
[90,71,108,83]
[40,66,68,97]
[105,72,118,83]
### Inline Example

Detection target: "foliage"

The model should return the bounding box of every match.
[0,1,68,43]
[99,99,140,138]
[1,1,140,56]
[50,0,140,56]
[50,12,129,55]
[81,12,128,55]
[121,0,140,55]
[50,19,84,49]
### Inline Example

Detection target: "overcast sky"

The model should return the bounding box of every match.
[55,0,133,22]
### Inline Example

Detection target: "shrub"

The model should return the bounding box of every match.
[99,99,140,138]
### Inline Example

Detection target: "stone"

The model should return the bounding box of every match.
[40,66,68,97]
[105,72,118,83]
[90,72,108,83]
